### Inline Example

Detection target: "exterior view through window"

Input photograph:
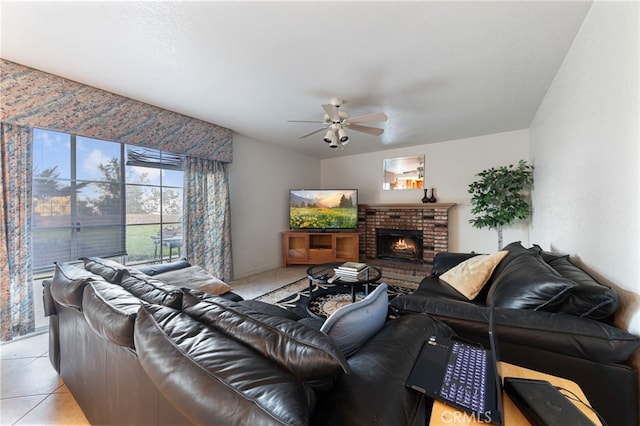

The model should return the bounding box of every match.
[31,128,183,272]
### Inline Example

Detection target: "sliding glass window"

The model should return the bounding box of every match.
[31,129,183,272]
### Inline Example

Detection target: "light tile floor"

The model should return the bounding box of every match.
[0,265,308,425]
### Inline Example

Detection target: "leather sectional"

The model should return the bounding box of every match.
[43,257,449,425]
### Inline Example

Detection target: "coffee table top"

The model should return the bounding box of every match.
[306,262,382,285]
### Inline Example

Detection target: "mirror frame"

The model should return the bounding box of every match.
[382,154,425,190]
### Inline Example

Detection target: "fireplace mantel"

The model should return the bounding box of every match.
[359,203,456,210]
[358,203,456,266]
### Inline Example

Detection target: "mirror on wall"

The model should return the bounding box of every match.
[383,155,425,190]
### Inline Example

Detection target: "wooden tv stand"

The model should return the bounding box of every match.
[282,232,359,266]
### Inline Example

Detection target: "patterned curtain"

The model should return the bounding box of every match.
[183,157,233,281]
[0,123,35,341]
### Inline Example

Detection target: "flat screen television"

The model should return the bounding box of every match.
[289,189,358,230]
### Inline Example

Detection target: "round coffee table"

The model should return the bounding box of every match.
[306,263,383,318]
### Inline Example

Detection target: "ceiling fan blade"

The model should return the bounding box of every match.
[298,127,328,139]
[346,112,388,124]
[322,104,341,122]
[288,120,326,124]
[348,123,384,136]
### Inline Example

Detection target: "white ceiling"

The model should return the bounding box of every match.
[1,1,592,159]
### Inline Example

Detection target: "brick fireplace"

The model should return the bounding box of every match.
[358,203,455,267]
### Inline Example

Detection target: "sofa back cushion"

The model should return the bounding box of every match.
[135,302,327,425]
[547,256,620,319]
[83,281,141,348]
[120,269,183,310]
[487,254,577,311]
[182,289,349,381]
[50,262,101,309]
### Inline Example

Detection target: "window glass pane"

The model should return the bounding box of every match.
[32,227,72,270]
[76,136,121,182]
[77,183,123,225]
[162,187,183,217]
[77,225,125,259]
[33,129,71,180]
[126,224,161,263]
[32,181,71,228]
[162,169,183,187]
[127,163,161,185]
[126,186,160,224]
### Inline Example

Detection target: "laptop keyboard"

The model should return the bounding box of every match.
[440,342,488,412]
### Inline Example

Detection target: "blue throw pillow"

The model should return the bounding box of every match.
[320,283,389,357]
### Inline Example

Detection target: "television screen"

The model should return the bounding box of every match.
[289,189,358,230]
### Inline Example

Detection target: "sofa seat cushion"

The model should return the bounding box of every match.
[154,265,233,296]
[135,303,323,426]
[83,281,141,348]
[390,295,640,364]
[50,262,101,310]
[487,254,577,311]
[182,289,349,383]
[120,269,183,310]
[82,257,128,283]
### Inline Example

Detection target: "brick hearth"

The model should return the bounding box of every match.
[357,203,455,273]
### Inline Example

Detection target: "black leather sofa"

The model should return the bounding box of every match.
[43,257,452,425]
[390,242,640,426]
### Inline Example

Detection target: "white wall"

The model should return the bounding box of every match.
[530,1,639,334]
[320,129,530,253]
[229,134,320,278]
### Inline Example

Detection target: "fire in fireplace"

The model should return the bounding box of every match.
[376,228,424,263]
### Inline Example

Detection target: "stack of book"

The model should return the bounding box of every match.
[333,262,370,282]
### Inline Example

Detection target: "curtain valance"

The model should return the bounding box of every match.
[0,59,232,163]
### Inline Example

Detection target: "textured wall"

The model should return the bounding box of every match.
[0,59,232,162]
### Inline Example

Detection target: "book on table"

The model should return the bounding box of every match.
[336,262,368,272]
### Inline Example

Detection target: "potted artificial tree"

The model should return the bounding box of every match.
[468,159,534,250]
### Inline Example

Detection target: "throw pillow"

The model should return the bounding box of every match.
[154,265,232,296]
[82,257,127,283]
[487,254,577,311]
[320,283,389,357]
[439,251,508,300]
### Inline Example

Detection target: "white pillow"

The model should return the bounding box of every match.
[320,283,389,357]
[440,251,508,300]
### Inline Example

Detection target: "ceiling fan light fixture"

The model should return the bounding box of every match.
[323,130,335,143]
[338,128,349,142]
[329,139,339,148]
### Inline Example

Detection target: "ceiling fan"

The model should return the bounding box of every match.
[288,98,388,149]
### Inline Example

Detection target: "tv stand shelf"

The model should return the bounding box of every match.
[282,232,359,266]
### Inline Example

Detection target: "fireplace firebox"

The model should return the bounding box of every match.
[376,228,424,263]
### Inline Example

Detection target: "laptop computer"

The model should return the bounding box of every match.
[406,309,504,425]
[406,309,597,425]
